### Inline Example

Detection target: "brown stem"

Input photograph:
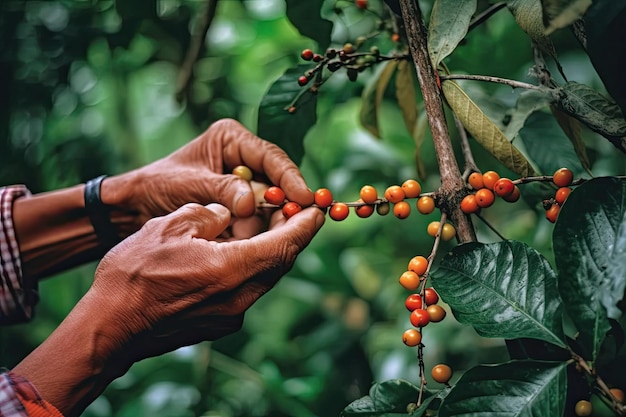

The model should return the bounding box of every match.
[572,352,626,415]
[398,0,476,243]
[175,0,218,102]
[440,74,544,91]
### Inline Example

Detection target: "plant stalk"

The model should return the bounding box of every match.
[397,0,476,243]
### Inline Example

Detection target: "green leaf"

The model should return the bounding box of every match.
[507,0,562,73]
[341,380,420,416]
[359,60,398,139]
[438,360,568,417]
[555,81,626,138]
[395,60,418,138]
[549,105,591,174]
[518,111,585,176]
[585,0,626,117]
[427,0,477,67]
[409,387,451,417]
[431,241,567,348]
[285,0,333,49]
[442,80,537,177]
[553,177,626,359]
[258,65,317,166]
[502,88,554,141]
[541,0,592,34]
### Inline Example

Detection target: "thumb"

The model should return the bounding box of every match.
[204,174,255,218]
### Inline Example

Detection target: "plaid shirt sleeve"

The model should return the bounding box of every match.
[0,372,64,416]
[0,185,38,325]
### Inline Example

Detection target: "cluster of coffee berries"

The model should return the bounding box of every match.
[543,168,574,223]
[461,170,520,214]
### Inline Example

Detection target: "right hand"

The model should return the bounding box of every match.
[85,202,324,367]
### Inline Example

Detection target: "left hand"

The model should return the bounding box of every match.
[103,118,313,237]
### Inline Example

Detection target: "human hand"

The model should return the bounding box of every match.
[85,201,324,366]
[103,119,313,237]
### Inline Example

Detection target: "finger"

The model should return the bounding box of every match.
[174,203,231,240]
[230,216,265,239]
[208,119,314,206]
[211,207,325,291]
[196,171,256,218]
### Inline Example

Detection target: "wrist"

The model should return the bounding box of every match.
[94,174,144,240]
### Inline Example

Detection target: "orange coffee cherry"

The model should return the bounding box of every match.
[402,329,422,346]
[475,188,495,208]
[384,185,405,203]
[282,202,302,219]
[468,172,484,190]
[401,179,421,199]
[408,255,428,276]
[399,270,420,290]
[431,364,452,384]
[460,194,479,214]
[427,221,440,237]
[574,400,592,416]
[264,186,286,205]
[360,185,378,204]
[393,201,411,219]
[416,196,435,214]
[482,171,500,190]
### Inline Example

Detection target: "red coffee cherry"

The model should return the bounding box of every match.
[264,186,286,205]
[424,288,439,305]
[493,178,515,197]
[410,308,430,327]
[553,168,573,187]
[282,202,302,219]
[298,76,309,86]
[475,188,495,208]
[461,194,479,214]
[301,49,314,61]
[555,187,571,205]
[546,204,560,223]
[314,188,333,209]
[355,201,375,218]
[329,203,349,221]
[405,294,423,311]
[503,185,521,203]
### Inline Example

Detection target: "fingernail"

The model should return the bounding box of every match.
[205,203,230,219]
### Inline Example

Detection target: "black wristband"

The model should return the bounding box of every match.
[84,175,118,248]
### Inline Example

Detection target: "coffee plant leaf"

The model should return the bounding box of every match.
[409,387,451,417]
[360,60,398,139]
[585,0,626,117]
[431,240,567,348]
[258,65,317,166]
[507,0,561,70]
[285,0,332,49]
[549,105,591,174]
[442,80,537,177]
[438,360,568,417]
[518,111,584,176]
[396,60,418,139]
[553,177,626,360]
[541,0,592,34]
[502,88,554,141]
[341,379,421,416]
[427,0,477,67]
[555,81,626,138]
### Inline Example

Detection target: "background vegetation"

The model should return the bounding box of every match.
[1,1,624,416]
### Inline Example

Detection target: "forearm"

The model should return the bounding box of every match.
[11,291,130,417]
[12,180,141,280]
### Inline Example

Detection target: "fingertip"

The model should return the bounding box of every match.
[233,190,255,218]
[205,203,231,221]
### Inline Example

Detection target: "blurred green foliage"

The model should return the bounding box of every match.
[1,1,624,416]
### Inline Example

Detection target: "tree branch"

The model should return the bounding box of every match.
[440,74,545,91]
[398,0,476,243]
[176,0,218,103]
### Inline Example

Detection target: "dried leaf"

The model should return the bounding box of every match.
[442,80,537,176]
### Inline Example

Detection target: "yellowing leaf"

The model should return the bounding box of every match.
[550,105,592,174]
[442,80,537,177]
[541,0,592,35]
[359,60,398,139]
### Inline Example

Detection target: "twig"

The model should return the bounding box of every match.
[440,74,545,91]
[176,0,218,102]
[468,2,507,32]
[474,212,507,241]
[454,113,479,175]
[571,352,626,416]
[398,0,476,243]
